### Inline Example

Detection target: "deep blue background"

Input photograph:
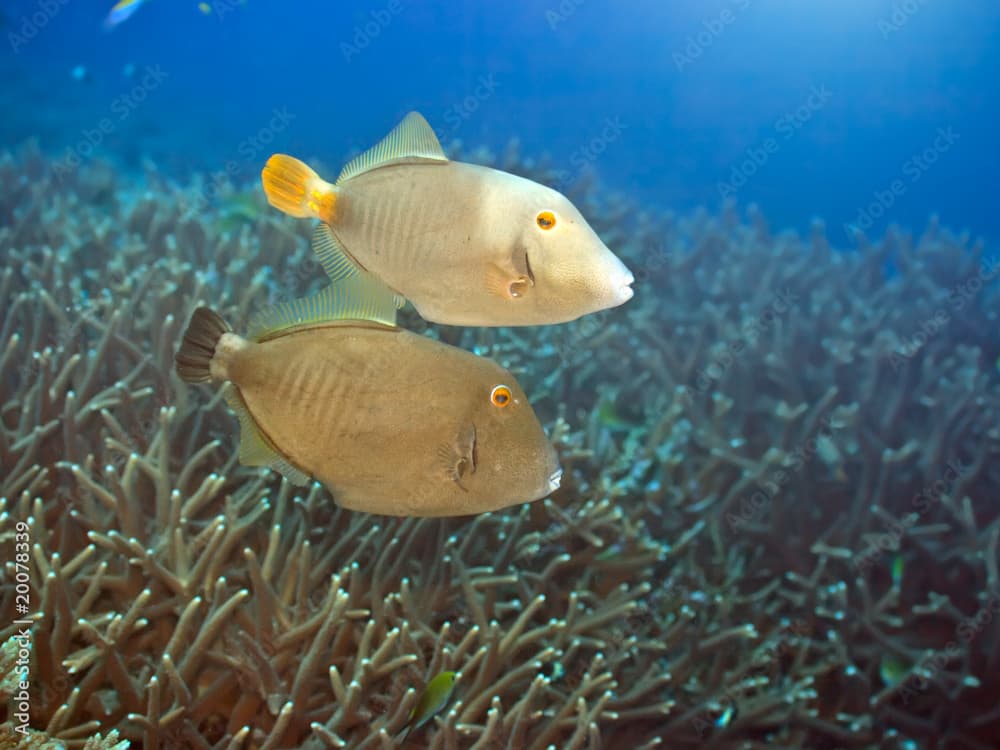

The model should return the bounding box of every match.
[2,0,997,245]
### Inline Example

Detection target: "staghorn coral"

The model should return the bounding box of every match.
[0,137,998,750]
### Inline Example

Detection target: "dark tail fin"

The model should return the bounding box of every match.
[175,307,232,383]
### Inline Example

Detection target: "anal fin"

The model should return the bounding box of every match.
[223,384,311,486]
[312,222,361,282]
[311,223,407,309]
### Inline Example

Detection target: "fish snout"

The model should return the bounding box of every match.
[601,256,634,308]
[541,440,562,495]
[611,268,635,305]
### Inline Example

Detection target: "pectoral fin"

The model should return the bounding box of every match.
[485,261,534,301]
[437,422,477,489]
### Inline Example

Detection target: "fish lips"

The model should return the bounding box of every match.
[599,257,635,309]
[546,467,563,493]
[611,269,635,306]
[541,442,563,497]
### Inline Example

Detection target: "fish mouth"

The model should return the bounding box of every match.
[546,467,563,493]
[608,272,634,306]
[603,259,634,307]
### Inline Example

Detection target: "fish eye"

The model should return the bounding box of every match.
[490,385,512,408]
[536,210,557,230]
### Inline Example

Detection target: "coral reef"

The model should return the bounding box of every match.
[1,138,998,749]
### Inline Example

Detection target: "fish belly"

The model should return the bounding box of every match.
[335,162,500,301]
[229,325,474,514]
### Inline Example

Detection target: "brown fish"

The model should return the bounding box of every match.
[261,111,634,327]
[174,276,561,516]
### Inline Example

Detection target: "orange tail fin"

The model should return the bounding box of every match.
[261,154,338,223]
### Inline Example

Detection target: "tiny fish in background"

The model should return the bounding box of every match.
[174,275,561,516]
[891,554,905,588]
[397,671,458,742]
[103,0,151,29]
[879,653,909,686]
[261,111,634,327]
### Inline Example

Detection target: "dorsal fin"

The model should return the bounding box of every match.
[248,274,398,341]
[336,112,448,184]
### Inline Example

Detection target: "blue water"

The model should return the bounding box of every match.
[3,0,998,244]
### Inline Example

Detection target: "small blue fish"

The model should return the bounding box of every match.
[715,702,736,729]
[103,0,151,30]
